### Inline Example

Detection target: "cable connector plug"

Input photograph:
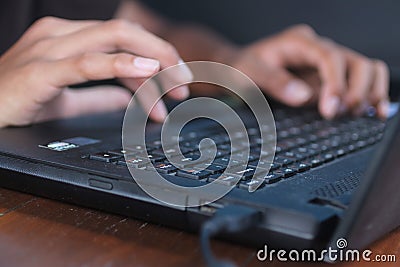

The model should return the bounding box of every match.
[200,205,262,267]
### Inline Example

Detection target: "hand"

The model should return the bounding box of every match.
[228,25,389,119]
[0,17,192,127]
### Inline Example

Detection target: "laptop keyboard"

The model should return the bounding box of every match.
[85,109,385,191]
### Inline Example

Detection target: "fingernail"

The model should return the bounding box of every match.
[285,81,313,105]
[324,96,340,119]
[151,101,168,122]
[378,100,390,118]
[134,57,160,72]
[178,59,194,81]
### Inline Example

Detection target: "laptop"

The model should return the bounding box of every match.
[0,85,399,264]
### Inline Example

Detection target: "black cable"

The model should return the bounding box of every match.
[200,205,262,267]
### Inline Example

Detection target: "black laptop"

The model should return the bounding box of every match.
[0,86,399,264]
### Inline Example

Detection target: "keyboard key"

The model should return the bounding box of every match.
[127,145,147,153]
[182,131,205,141]
[249,160,280,171]
[277,140,296,152]
[211,134,230,145]
[294,137,307,146]
[366,136,377,145]
[289,163,311,172]
[136,152,166,163]
[273,156,294,166]
[227,167,256,180]
[356,140,367,149]
[239,179,265,191]
[118,157,148,168]
[247,128,260,136]
[283,151,304,161]
[213,157,243,167]
[193,163,226,174]
[252,147,274,157]
[146,140,162,149]
[307,134,319,142]
[288,127,301,136]
[208,174,239,186]
[149,155,167,163]
[346,144,357,152]
[107,149,136,157]
[322,153,335,162]
[283,167,296,177]
[315,142,329,151]
[278,130,290,139]
[169,156,202,168]
[202,148,230,158]
[334,148,347,157]
[152,147,181,157]
[151,162,177,174]
[180,140,200,150]
[307,157,323,167]
[231,152,258,162]
[217,144,231,151]
[89,152,121,163]
[294,147,317,158]
[176,169,212,180]
[259,173,283,184]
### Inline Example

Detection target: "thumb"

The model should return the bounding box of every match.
[252,65,314,107]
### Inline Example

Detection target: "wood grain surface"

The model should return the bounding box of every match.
[0,188,398,267]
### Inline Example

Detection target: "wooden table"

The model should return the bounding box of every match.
[0,187,398,267]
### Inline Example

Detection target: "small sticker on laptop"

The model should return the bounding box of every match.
[39,137,100,151]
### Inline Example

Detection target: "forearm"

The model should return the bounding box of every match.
[115,0,239,63]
